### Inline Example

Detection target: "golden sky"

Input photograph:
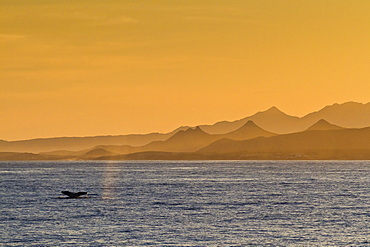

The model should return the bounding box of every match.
[1,0,370,140]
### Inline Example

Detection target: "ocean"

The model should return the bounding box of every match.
[1,161,369,246]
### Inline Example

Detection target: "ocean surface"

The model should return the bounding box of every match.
[1,160,369,246]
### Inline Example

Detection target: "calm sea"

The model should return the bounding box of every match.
[1,161,369,246]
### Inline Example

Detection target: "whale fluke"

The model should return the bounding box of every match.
[61,191,88,198]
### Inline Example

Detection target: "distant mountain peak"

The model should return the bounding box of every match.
[223,120,276,141]
[240,120,265,130]
[306,119,344,131]
[318,101,367,111]
[236,120,275,133]
[246,106,293,122]
[185,126,205,133]
[258,106,286,116]
[244,120,258,126]
[268,106,280,111]
[317,119,330,124]
[82,148,117,158]
[168,126,209,141]
[342,101,365,106]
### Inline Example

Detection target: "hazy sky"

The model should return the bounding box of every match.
[1,0,370,140]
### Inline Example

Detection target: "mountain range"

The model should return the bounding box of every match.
[0,127,188,153]
[199,101,370,134]
[0,101,369,160]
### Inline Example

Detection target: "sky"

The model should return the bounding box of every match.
[1,0,370,141]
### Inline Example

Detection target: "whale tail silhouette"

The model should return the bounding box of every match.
[61,191,88,198]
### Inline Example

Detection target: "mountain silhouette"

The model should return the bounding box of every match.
[79,148,118,159]
[138,126,219,152]
[199,106,300,134]
[2,126,370,160]
[199,127,370,157]
[0,127,188,153]
[0,152,46,161]
[221,120,277,140]
[1,101,369,157]
[74,122,276,158]
[90,127,370,160]
[305,119,344,131]
[302,102,370,128]
[197,102,370,134]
